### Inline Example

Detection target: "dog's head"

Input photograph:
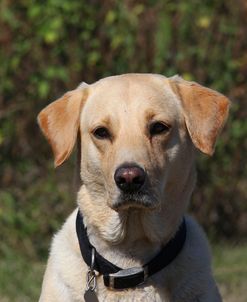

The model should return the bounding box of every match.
[38,74,229,212]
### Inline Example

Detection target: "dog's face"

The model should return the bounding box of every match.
[80,75,187,211]
[38,74,229,212]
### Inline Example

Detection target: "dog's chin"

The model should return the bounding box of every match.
[110,192,158,211]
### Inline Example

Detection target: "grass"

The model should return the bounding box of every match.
[213,244,247,302]
[0,252,45,302]
[0,244,246,301]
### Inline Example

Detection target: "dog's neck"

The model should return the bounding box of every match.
[77,166,195,267]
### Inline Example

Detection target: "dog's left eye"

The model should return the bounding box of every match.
[93,127,111,139]
[149,122,170,136]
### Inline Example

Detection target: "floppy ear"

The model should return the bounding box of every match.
[169,76,230,155]
[38,85,88,167]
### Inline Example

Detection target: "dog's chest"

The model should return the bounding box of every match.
[79,274,169,302]
[97,291,164,302]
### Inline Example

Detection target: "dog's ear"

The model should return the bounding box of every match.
[38,85,89,167]
[169,76,230,155]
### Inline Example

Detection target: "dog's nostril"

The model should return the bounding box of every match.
[114,165,146,193]
[117,176,127,184]
[133,176,143,184]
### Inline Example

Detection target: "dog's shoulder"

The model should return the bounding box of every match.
[184,215,212,261]
[173,215,213,278]
[164,215,217,300]
[46,210,89,300]
[50,209,79,256]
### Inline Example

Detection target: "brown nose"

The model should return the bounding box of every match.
[114,164,146,193]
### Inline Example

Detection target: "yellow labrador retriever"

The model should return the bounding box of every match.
[38,74,229,302]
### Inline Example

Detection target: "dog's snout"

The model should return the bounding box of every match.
[114,165,146,193]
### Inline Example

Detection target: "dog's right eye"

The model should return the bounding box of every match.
[149,121,170,136]
[93,127,111,140]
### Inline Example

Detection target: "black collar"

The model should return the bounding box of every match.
[76,210,186,290]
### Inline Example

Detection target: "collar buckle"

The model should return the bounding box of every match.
[104,266,148,290]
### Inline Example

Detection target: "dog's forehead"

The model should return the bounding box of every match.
[89,74,174,102]
[82,74,182,124]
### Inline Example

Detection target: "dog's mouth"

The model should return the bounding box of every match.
[111,191,158,211]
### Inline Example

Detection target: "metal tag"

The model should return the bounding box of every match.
[84,289,99,302]
[84,248,98,302]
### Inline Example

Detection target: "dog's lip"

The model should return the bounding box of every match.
[110,192,158,211]
[111,202,157,212]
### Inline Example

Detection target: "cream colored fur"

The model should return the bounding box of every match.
[38,74,229,302]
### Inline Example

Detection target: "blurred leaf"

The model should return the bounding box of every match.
[38,81,50,98]
[105,10,116,24]
[197,16,211,28]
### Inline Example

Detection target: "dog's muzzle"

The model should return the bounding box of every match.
[112,164,157,210]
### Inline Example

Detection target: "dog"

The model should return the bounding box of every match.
[38,74,229,302]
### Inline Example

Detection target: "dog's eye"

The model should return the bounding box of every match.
[93,127,111,139]
[149,122,170,136]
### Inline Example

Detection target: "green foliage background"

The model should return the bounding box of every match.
[0,0,246,266]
